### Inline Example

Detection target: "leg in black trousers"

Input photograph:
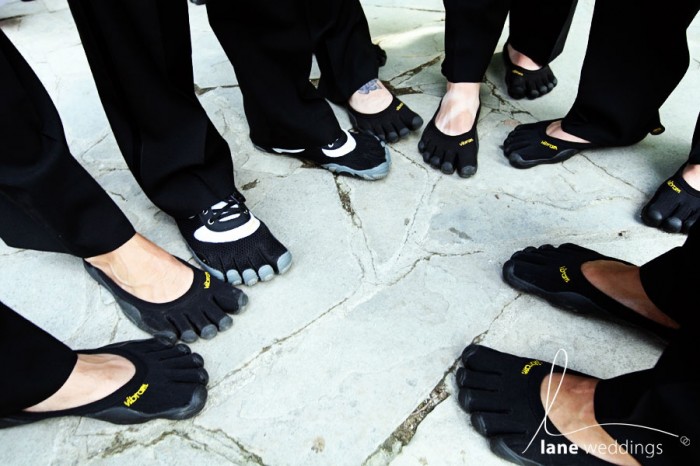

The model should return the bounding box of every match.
[0,301,76,417]
[593,221,700,464]
[503,0,699,170]
[206,0,394,180]
[312,0,424,144]
[0,29,135,258]
[1,30,248,343]
[67,0,292,287]
[421,0,577,178]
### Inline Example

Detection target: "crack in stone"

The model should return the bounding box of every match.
[387,55,443,92]
[195,83,240,96]
[334,176,359,226]
[482,74,534,121]
[365,4,444,13]
[108,191,127,203]
[96,428,245,463]
[472,294,521,345]
[333,176,378,281]
[210,296,353,389]
[362,358,460,466]
[192,426,268,466]
[498,191,620,211]
[241,179,259,191]
[0,248,27,257]
[580,154,646,195]
[77,132,110,160]
[388,249,484,288]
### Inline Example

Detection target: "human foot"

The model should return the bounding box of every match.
[417,82,480,177]
[503,244,678,341]
[347,79,423,143]
[503,119,593,168]
[457,345,641,465]
[2,339,207,427]
[176,191,293,286]
[87,234,248,342]
[257,130,391,180]
[642,163,700,233]
[503,44,558,100]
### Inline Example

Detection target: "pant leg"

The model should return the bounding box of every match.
[206,0,343,148]
[0,30,135,258]
[639,220,700,324]
[561,0,700,146]
[0,300,77,416]
[594,336,699,464]
[313,0,379,104]
[442,0,511,83]
[67,0,235,218]
[597,200,700,463]
[508,0,578,66]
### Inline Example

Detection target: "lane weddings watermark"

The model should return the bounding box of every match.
[521,349,690,461]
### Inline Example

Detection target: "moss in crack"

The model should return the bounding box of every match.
[241,179,258,191]
[363,373,454,466]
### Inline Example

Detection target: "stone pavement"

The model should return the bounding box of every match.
[0,1,698,465]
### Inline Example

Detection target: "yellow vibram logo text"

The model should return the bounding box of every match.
[541,140,558,150]
[559,266,570,283]
[396,102,405,111]
[667,180,682,194]
[204,271,211,289]
[459,138,474,146]
[512,70,524,77]
[124,384,149,407]
[521,360,542,375]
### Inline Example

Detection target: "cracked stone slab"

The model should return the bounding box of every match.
[195,254,516,466]
[1,1,699,465]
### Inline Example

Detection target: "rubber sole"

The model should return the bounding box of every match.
[0,385,207,429]
[506,148,581,169]
[88,385,207,425]
[255,144,391,181]
[490,438,544,466]
[322,146,391,180]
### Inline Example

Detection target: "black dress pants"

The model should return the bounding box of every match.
[67,0,236,219]
[593,216,700,463]
[0,30,135,257]
[206,0,378,148]
[561,0,700,147]
[0,300,77,417]
[442,0,578,83]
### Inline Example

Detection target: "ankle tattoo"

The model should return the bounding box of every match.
[357,79,382,95]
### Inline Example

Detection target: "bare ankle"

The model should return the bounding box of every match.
[434,82,480,136]
[682,163,700,190]
[86,234,192,303]
[349,78,393,114]
[581,260,679,329]
[506,43,542,71]
[24,354,134,412]
[545,120,591,144]
[542,374,641,466]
